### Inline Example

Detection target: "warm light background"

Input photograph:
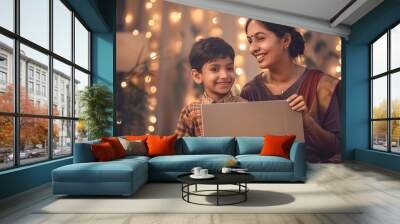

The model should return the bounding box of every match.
[116,0,342,135]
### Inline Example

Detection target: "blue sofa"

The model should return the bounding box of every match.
[52,137,306,196]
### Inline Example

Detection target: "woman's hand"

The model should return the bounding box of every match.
[286,94,308,113]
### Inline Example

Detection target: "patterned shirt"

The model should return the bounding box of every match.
[175,92,246,137]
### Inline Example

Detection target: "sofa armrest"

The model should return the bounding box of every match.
[73,140,100,163]
[289,141,306,181]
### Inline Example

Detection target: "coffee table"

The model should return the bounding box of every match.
[177,172,255,206]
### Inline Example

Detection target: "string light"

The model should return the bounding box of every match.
[209,27,223,37]
[125,14,133,24]
[238,17,246,25]
[212,17,218,24]
[148,125,155,132]
[191,9,204,24]
[150,0,156,3]
[145,31,152,39]
[150,86,157,94]
[149,52,158,60]
[132,29,139,36]
[238,32,247,41]
[235,67,244,76]
[116,120,122,124]
[239,43,247,51]
[336,66,341,73]
[145,2,153,9]
[121,81,127,88]
[145,75,152,83]
[149,115,157,123]
[148,19,155,27]
[169,11,182,24]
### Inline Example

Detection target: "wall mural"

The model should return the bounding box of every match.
[116,0,342,162]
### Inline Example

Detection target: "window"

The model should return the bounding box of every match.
[28,81,34,94]
[0,0,91,170]
[371,23,400,154]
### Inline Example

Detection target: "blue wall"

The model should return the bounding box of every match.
[344,0,400,170]
[0,0,115,200]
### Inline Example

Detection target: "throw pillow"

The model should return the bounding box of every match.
[91,142,117,161]
[101,137,127,158]
[260,135,296,159]
[146,134,177,157]
[118,137,147,156]
[124,135,148,141]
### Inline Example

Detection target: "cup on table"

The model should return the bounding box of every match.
[199,168,208,176]
[221,167,232,174]
[191,167,202,176]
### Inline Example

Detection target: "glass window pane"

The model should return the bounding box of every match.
[0,116,14,170]
[372,33,387,76]
[20,44,49,115]
[391,24,400,70]
[372,121,388,151]
[75,120,88,143]
[53,119,72,157]
[20,0,49,49]
[391,72,400,118]
[74,18,89,70]
[20,117,49,165]
[53,0,72,60]
[372,77,387,119]
[0,35,14,112]
[391,120,400,153]
[0,0,14,31]
[53,59,72,117]
[74,69,89,118]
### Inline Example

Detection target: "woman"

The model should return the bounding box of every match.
[240,19,341,163]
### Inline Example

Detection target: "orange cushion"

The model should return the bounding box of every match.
[91,142,118,161]
[146,134,177,157]
[260,135,296,159]
[124,135,148,141]
[101,137,127,158]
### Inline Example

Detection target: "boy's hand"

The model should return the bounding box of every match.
[286,94,308,113]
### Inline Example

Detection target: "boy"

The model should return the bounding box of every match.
[175,37,245,137]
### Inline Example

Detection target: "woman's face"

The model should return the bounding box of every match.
[246,21,289,69]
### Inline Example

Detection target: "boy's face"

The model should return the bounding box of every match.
[192,57,235,99]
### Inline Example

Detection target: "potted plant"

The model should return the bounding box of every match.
[79,84,113,140]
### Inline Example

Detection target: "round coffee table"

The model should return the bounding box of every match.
[177,173,255,206]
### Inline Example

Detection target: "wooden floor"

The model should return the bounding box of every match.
[1,162,400,224]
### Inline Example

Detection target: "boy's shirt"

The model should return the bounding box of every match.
[175,92,246,137]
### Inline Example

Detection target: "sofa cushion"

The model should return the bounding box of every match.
[260,135,296,159]
[147,134,178,157]
[52,159,147,183]
[235,137,264,155]
[236,155,293,172]
[148,154,235,172]
[177,137,235,155]
[91,142,118,161]
[101,137,127,158]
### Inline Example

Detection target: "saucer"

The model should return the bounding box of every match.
[190,174,215,179]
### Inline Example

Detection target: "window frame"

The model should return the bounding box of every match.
[370,20,400,154]
[0,0,92,171]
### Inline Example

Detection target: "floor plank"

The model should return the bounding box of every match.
[1,162,400,224]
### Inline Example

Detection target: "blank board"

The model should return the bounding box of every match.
[201,100,304,142]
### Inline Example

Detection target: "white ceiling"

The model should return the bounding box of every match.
[166,0,384,38]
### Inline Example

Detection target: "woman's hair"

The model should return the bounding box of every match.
[245,19,305,58]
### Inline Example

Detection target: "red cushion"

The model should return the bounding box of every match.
[91,142,118,161]
[124,135,148,141]
[146,134,177,157]
[101,137,127,158]
[260,135,296,159]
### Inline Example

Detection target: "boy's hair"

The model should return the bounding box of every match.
[189,37,235,72]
